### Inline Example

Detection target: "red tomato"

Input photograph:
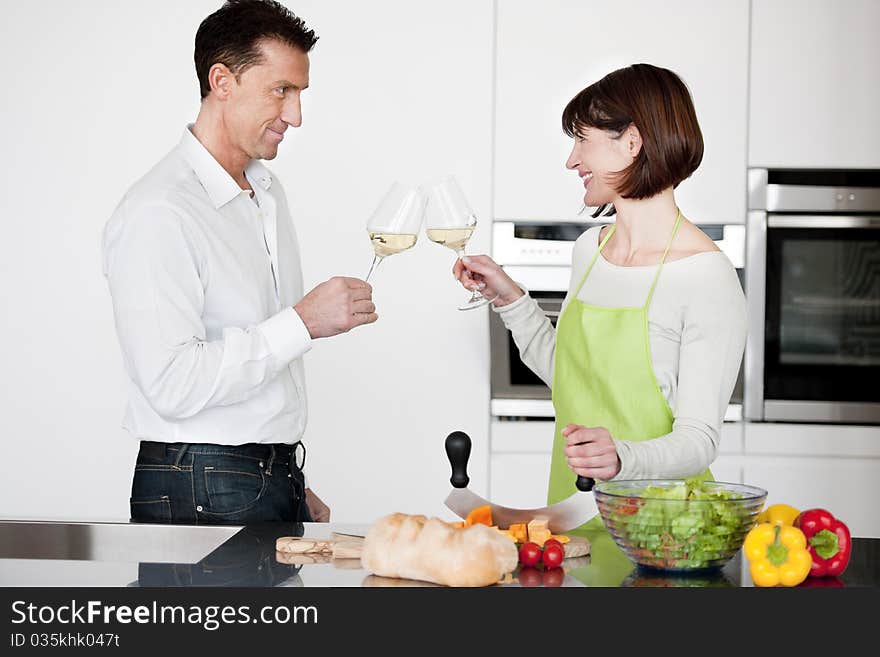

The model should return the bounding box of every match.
[542,567,565,588]
[542,543,565,568]
[518,541,542,566]
[619,497,643,515]
[543,539,564,552]
[518,566,542,587]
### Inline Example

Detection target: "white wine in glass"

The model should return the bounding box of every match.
[365,182,426,282]
[369,232,418,258]
[425,226,475,253]
[425,175,496,310]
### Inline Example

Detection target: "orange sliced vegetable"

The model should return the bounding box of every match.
[549,534,571,544]
[464,504,493,527]
[509,523,528,543]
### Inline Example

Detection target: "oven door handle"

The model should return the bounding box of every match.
[768,215,880,229]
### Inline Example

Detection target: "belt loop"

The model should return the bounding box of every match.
[265,445,276,476]
[172,443,190,470]
[288,441,305,480]
[295,441,306,472]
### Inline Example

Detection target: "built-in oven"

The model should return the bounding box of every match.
[745,169,880,424]
[490,220,745,420]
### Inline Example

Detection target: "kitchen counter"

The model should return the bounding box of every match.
[0,519,877,588]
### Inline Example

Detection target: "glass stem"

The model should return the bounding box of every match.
[365,254,382,282]
[458,249,482,301]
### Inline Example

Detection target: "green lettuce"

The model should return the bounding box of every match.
[610,477,751,570]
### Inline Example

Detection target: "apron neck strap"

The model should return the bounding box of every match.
[572,223,617,298]
[572,208,683,303]
[644,207,683,307]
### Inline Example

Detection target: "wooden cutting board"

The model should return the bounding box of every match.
[275,533,586,564]
[275,533,364,561]
[562,535,590,559]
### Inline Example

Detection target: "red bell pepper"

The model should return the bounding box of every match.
[794,508,852,577]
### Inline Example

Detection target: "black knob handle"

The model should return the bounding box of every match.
[576,475,595,492]
[445,431,471,489]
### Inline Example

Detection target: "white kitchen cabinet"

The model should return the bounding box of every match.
[742,422,880,538]
[719,421,745,454]
[489,421,553,508]
[743,456,880,539]
[711,422,746,482]
[494,0,750,224]
[710,455,745,484]
[489,453,553,510]
[749,0,880,168]
[743,422,880,458]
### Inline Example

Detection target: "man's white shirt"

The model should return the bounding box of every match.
[103,126,313,461]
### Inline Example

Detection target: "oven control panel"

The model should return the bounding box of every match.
[492,222,579,266]
[492,221,745,269]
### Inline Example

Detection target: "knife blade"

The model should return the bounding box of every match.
[442,431,598,534]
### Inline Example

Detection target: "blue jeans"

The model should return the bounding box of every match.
[130,441,311,525]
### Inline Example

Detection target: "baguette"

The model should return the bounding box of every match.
[361,513,518,587]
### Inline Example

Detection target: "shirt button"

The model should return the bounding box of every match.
[196,505,203,512]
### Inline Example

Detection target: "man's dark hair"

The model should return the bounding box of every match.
[195,0,319,100]
[562,63,704,217]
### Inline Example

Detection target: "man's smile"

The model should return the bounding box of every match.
[265,126,286,142]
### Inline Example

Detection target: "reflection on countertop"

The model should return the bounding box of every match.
[1,520,878,587]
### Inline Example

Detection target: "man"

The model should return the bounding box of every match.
[102,0,376,525]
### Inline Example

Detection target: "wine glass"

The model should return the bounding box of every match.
[365,182,426,282]
[425,175,497,310]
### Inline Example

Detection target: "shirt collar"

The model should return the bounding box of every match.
[178,125,273,209]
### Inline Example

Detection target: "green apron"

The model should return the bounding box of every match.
[548,209,711,586]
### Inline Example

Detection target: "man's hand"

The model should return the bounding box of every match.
[305,488,330,522]
[562,424,621,481]
[294,277,377,338]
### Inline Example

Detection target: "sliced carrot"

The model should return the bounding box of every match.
[508,523,529,543]
[464,504,493,527]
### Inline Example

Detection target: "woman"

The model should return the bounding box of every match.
[455,64,746,547]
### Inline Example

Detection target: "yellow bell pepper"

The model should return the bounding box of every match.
[744,523,812,587]
[757,503,800,526]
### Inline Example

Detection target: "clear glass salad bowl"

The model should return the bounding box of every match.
[594,478,768,573]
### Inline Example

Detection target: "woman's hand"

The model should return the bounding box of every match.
[562,424,621,481]
[452,255,524,307]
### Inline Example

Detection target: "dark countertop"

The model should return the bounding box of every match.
[0,520,877,587]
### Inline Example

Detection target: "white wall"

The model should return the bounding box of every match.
[0,0,494,523]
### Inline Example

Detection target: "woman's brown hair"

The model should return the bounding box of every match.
[562,63,703,216]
